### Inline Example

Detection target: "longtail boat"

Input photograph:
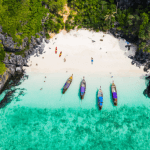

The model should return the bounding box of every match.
[80,77,86,100]
[111,81,118,106]
[63,74,73,94]
[98,86,103,110]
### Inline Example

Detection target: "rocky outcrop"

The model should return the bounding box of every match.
[116,0,150,10]
[144,76,150,98]
[0,68,12,92]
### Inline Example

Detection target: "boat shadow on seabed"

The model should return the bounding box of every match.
[110,84,115,106]
[95,89,99,110]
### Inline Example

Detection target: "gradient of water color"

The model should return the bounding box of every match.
[0,72,150,149]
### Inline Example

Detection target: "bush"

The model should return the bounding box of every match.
[0,62,6,75]
[77,25,82,29]
[0,44,5,62]
[46,33,50,39]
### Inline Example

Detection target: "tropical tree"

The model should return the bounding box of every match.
[104,10,116,27]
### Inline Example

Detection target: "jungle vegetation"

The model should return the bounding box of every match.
[0,0,150,75]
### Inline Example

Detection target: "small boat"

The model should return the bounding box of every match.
[80,76,86,99]
[111,81,118,106]
[63,74,73,94]
[98,86,103,110]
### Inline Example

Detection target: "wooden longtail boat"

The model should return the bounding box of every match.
[63,74,73,94]
[111,81,117,106]
[80,77,86,100]
[98,86,103,110]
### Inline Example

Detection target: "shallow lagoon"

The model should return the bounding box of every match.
[0,72,150,149]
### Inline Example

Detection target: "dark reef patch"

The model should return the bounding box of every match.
[0,106,150,149]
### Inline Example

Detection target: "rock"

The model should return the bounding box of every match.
[39,47,44,54]
[9,56,16,64]
[16,66,23,74]
[24,51,29,57]
[36,38,41,45]
[40,31,45,38]
[40,36,43,42]
[0,33,5,43]
[131,61,135,65]
[16,55,24,66]
[45,39,49,43]
[92,40,95,43]
[41,43,45,49]
[0,26,2,33]
[29,43,34,50]
[3,53,9,64]
[0,69,12,92]
[23,58,28,66]
[11,53,15,57]
[6,64,16,76]
[128,55,133,59]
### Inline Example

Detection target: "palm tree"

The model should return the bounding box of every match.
[100,1,107,11]
[105,11,116,25]
[105,10,116,32]
[116,2,119,14]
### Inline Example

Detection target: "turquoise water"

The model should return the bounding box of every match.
[0,72,150,149]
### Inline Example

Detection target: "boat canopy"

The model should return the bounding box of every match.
[64,83,70,89]
[81,87,85,93]
[113,92,117,98]
[81,92,84,96]
[98,97,103,106]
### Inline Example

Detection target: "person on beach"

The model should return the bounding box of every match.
[55,47,57,54]
[91,57,93,64]
[64,58,66,62]
[59,51,62,57]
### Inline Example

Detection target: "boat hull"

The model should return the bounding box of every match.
[98,89,103,110]
[63,77,72,94]
[80,80,86,100]
[98,105,103,110]
[80,94,85,100]
[63,88,68,94]
[112,98,117,106]
[111,83,117,106]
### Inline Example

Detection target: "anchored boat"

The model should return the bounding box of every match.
[111,81,118,106]
[98,86,103,110]
[63,74,73,94]
[80,76,86,100]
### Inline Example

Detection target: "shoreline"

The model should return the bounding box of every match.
[24,29,145,78]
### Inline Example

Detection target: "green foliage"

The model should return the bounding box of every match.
[35,34,40,38]
[0,43,5,62]
[0,43,6,75]
[45,33,50,39]
[0,62,6,75]
[0,0,150,54]
[67,0,117,32]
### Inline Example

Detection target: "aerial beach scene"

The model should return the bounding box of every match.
[0,0,150,149]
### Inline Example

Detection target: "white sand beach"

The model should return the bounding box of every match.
[24,29,145,77]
